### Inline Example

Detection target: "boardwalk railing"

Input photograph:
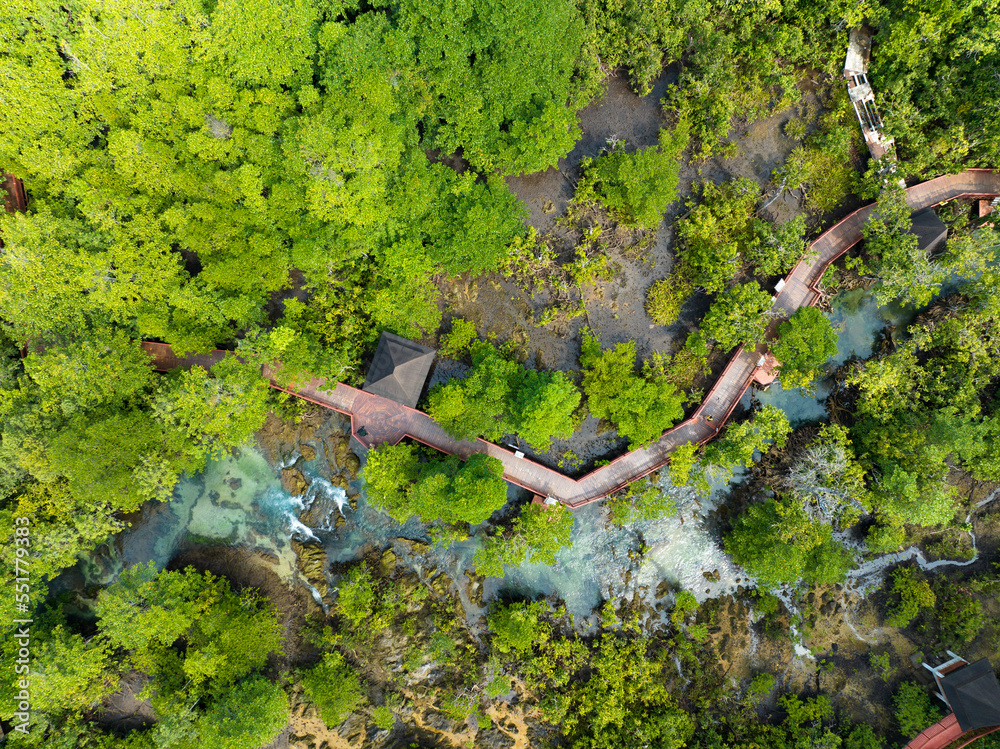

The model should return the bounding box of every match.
[10,169,1000,507]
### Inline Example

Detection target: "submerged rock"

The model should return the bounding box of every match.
[291,539,329,598]
[281,467,310,496]
[344,452,361,475]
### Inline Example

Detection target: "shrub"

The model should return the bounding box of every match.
[894,681,940,737]
[646,275,693,326]
[489,601,550,655]
[579,121,690,230]
[197,676,290,749]
[884,567,935,628]
[440,318,478,358]
[372,705,395,730]
[745,673,775,705]
[867,521,907,553]
[931,581,984,646]
[486,674,513,698]
[301,652,365,728]
[771,305,839,392]
[700,282,774,351]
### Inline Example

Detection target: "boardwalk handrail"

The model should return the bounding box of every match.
[9,169,1000,507]
[142,168,1000,507]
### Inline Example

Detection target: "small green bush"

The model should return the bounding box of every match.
[372,705,395,730]
[884,567,935,628]
[301,652,365,728]
[486,674,513,698]
[440,318,478,359]
[489,601,550,655]
[646,276,692,326]
[894,681,941,737]
[745,673,775,705]
[579,121,690,230]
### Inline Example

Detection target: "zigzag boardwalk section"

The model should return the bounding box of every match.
[141,170,1000,508]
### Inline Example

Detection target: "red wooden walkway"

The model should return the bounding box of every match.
[8,169,999,507]
[142,169,1000,507]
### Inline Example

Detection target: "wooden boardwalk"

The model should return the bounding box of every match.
[131,169,1000,507]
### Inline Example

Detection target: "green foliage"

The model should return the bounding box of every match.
[372,705,395,730]
[869,650,895,681]
[399,0,598,174]
[474,504,575,577]
[364,443,509,526]
[668,443,699,487]
[872,0,1000,175]
[428,343,581,450]
[512,369,582,452]
[301,653,364,728]
[153,357,271,469]
[746,214,808,278]
[607,479,676,525]
[28,624,115,719]
[24,334,153,418]
[0,0,541,412]
[862,181,943,307]
[694,405,792,491]
[725,496,852,588]
[700,283,773,351]
[336,567,382,631]
[559,636,694,749]
[772,306,838,392]
[884,567,936,628]
[577,122,689,230]
[925,578,985,647]
[646,275,694,326]
[579,329,685,448]
[489,601,551,656]
[867,520,907,554]
[675,178,758,293]
[580,0,683,94]
[196,676,289,749]
[845,288,1000,529]
[439,319,479,359]
[744,673,775,705]
[94,563,282,703]
[772,91,862,213]
[894,682,941,737]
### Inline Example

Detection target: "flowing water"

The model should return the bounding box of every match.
[78,448,312,587]
[75,280,992,652]
[744,287,914,424]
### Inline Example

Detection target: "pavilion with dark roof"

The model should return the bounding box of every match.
[925,653,1000,732]
[911,207,948,254]
[361,332,436,409]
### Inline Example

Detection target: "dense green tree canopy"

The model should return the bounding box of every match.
[428,342,580,451]
[725,495,853,588]
[577,122,690,230]
[580,330,685,448]
[474,503,575,577]
[771,306,839,391]
[363,443,509,526]
[700,282,774,351]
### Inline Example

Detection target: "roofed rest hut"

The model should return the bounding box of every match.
[361,332,436,409]
[911,207,949,254]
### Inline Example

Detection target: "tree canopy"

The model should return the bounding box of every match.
[428,342,581,451]
[579,330,685,448]
[771,306,839,391]
[363,443,509,526]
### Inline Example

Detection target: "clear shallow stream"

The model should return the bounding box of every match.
[73,282,981,628]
